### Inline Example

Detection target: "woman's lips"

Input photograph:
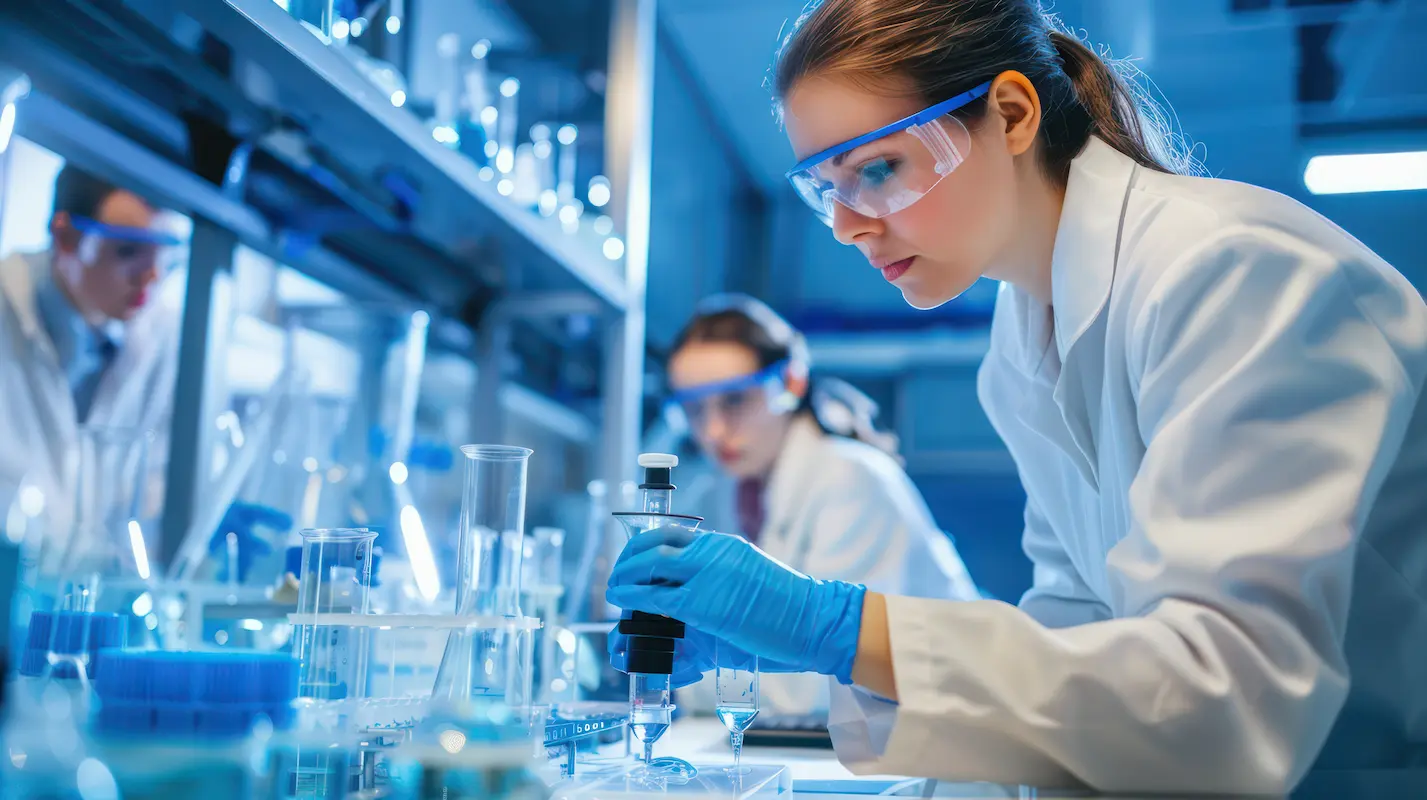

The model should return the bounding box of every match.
[877,257,915,282]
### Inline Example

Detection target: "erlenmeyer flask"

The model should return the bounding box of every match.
[431,445,533,707]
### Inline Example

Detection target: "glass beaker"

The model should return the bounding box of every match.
[58,425,154,583]
[294,528,377,701]
[430,445,533,708]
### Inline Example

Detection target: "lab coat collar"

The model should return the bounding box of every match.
[1045,138,1140,490]
[34,257,125,377]
[1049,137,1137,365]
[1,250,124,367]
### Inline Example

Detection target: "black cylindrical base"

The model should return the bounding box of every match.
[618,611,685,675]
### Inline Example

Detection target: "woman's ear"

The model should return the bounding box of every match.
[988,70,1043,158]
[49,211,81,255]
[775,362,809,414]
[784,362,810,400]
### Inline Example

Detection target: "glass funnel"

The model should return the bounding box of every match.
[431,445,533,708]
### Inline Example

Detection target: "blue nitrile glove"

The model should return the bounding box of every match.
[606,527,867,684]
[208,503,293,583]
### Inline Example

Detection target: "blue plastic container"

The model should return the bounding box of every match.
[19,610,126,679]
[94,649,299,739]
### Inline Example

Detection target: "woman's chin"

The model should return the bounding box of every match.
[898,275,979,311]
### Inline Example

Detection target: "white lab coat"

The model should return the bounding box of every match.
[826,138,1427,794]
[686,415,979,715]
[0,250,184,573]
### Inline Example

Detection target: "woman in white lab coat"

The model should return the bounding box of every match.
[607,0,1427,794]
[660,294,980,714]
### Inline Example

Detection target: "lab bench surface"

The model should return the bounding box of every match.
[654,719,1427,799]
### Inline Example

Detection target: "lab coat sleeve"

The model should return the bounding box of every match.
[1017,494,1112,629]
[828,227,1427,794]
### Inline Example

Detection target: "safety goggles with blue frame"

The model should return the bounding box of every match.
[786,81,990,226]
[664,360,792,433]
[69,214,187,275]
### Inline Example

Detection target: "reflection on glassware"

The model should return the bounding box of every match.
[513,143,540,207]
[459,42,493,165]
[715,643,760,775]
[588,176,612,208]
[497,79,520,176]
[531,124,556,216]
[603,237,626,262]
[557,124,580,231]
[431,32,462,148]
[293,527,377,701]
[287,0,334,39]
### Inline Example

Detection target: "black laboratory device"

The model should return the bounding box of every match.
[612,453,702,677]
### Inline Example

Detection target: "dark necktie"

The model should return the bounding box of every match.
[735,478,766,545]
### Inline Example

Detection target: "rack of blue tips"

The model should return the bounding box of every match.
[94,649,299,739]
[20,610,126,679]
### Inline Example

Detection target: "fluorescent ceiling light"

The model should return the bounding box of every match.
[1304,151,1427,195]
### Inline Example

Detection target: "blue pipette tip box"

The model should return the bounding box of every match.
[94,649,299,739]
[19,610,127,679]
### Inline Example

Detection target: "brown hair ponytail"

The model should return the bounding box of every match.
[774,0,1199,182]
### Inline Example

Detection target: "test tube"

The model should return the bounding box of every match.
[294,528,377,701]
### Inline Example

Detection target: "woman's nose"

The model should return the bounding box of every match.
[699,412,731,444]
[830,200,882,245]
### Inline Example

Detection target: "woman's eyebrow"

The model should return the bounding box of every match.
[831,139,884,168]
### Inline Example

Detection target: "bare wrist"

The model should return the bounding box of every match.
[851,591,897,700]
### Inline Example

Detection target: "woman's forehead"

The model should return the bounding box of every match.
[784,75,924,162]
[669,341,761,388]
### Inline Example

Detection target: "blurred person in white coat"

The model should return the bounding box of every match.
[608,0,1427,794]
[660,294,979,715]
[0,166,185,573]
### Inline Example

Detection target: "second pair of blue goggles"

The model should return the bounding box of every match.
[665,361,790,431]
[786,82,989,226]
[71,214,187,273]
[71,215,184,247]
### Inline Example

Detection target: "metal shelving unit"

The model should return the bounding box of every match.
[0,0,654,573]
[171,0,631,310]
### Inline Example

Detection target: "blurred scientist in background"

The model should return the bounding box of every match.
[664,294,979,713]
[0,166,186,571]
